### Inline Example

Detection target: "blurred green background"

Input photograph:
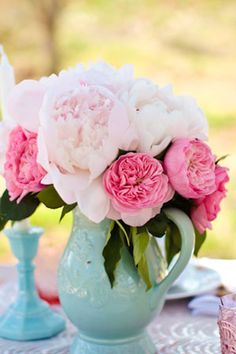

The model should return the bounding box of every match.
[0,0,235,262]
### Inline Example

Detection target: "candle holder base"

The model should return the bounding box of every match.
[0,225,65,341]
[0,299,65,341]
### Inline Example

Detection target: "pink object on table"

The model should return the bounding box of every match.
[35,240,66,305]
[218,293,236,354]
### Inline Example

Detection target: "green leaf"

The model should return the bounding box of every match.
[37,185,65,209]
[194,228,207,256]
[105,220,115,246]
[103,228,123,287]
[115,220,130,245]
[59,203,77,222]
[0,215,8,231]
[215,155,229,164]
[145,212,169,238]
[0,190,40,221]
[132,227,150,266]
[165,221,181,266]
[137,255,152,291]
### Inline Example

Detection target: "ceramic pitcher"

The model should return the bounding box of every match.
[58,207,195,354]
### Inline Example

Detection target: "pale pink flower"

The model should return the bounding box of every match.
[8,80,46,133]
[6,62,132,136]
[5,65,134,222]
[0,45,15,121]
[164,138,216,199]
[37,79,131,215]
[4,126,46,202]
[191,165,229,233]
[103,152,174,226]
[6,70,81,134]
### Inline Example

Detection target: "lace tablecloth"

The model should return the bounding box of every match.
[0,260,232,354]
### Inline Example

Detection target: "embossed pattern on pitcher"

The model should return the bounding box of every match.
[58,208,166,324]
[58,207,195,354]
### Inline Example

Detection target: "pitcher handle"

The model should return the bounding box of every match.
[155,208,195,296]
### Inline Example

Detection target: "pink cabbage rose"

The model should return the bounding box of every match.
[103,152,174,226]
[37,79,132,222]
[4,126,46,202]
[164,138,216,199]
[191,165,229,233]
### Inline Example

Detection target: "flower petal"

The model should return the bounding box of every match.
[121,208,153,227]
[76,177,110,223]
[0,46,15,121]
[8,80,45,132]
[41,163,90,205]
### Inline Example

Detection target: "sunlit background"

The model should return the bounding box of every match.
[0,0,235,262]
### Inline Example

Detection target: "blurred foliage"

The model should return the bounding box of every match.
[0,0,235,260]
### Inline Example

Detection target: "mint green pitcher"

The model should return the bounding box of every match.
[58,207,195,354]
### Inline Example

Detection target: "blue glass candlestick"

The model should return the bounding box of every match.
[0,221,65,341]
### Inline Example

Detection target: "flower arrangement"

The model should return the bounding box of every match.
[0,47,229,289]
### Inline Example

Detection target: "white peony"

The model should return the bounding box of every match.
[120,78,209,156]
[80,61,134,94]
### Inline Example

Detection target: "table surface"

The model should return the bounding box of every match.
[0,259,234,354]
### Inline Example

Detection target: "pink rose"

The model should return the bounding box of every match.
[4,126,46,202]
[164,138,216,199]
[191,165,229,233]
[103,152,174,226]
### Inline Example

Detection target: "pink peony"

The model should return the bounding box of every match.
[38,80,132,212]
[103,152,174,226]
[5,66,135,222]
[4,126,46,202]
[7,62,133,134]
[191,165,229,234]
[164,138,216,199]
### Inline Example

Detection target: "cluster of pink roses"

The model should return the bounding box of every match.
[1,61,229,233]
[164,139,229,233]
[102,138,229,232]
